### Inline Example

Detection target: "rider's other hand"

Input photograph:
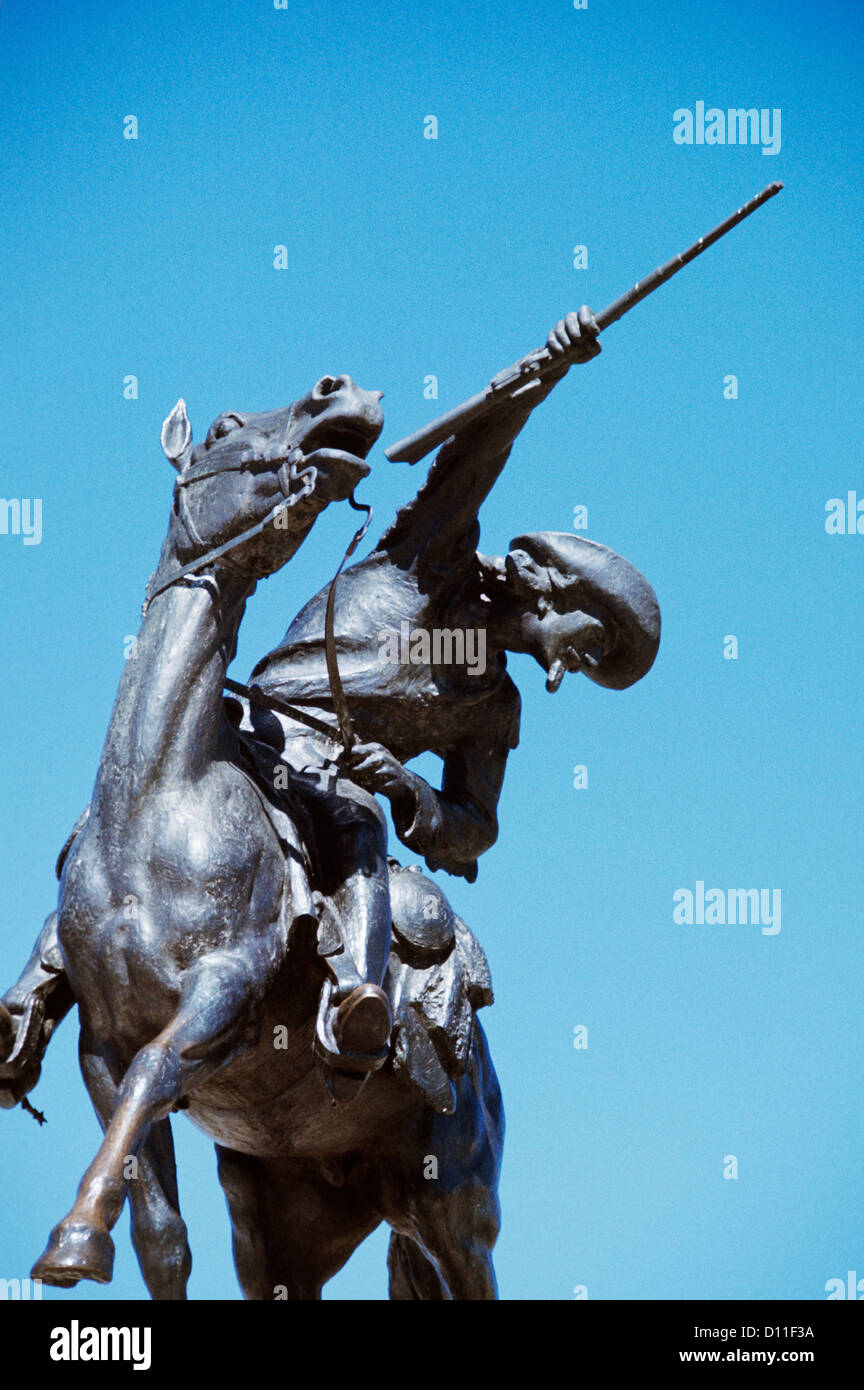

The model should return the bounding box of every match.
[340,742,411,800]
[547,306,601,365]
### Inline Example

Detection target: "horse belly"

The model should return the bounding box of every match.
[185,1059,414,1160]
[183,972,415,1159]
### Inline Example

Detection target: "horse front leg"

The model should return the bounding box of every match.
[32,951,259,1288]
[78,1034,192,1300]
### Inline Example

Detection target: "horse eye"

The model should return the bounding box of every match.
[207,414,244,444]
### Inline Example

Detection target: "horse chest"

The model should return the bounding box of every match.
[57,778,285,999]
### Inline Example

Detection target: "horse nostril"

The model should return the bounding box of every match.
[313,374,354,402]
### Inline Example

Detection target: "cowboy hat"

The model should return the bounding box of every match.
[508,532,661,690]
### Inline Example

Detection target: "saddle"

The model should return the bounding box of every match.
[386,862,494,1113]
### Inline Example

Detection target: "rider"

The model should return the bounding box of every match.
[243,309,660,1078]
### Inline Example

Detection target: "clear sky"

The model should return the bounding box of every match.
[1,0,862,1301]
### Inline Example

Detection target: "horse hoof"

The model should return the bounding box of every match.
[32,1221,115,1287]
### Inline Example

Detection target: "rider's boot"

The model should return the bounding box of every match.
[314,871,393,1085]
[333,981,391,1056]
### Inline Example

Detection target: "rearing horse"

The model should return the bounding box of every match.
[3,376,503,1299]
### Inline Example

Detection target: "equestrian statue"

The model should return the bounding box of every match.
[3,186,782,1296]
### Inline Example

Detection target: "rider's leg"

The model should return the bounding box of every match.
[250,717,392,1009]
[326,824,391,996]
[314,783,393,1062]
[255,726,394,1068]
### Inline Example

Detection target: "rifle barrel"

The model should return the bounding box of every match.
[595,181,783,330]
[385,182,783,465]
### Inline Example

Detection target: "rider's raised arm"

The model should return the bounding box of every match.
[377,311,600,569]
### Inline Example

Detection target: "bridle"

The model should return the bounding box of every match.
[141,427,372,751]
[142,421,314,610]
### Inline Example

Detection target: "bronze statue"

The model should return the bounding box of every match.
[0,326,656,1300]
[1,186,782,1299]
[1,376,506,1299]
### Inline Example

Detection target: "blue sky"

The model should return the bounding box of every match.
[1,0,862,1300]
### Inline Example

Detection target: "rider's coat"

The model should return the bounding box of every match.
[249,408,538,883]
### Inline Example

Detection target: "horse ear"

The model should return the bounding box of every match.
[161,399,193,470]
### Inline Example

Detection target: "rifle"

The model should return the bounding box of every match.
[385,182,783,466]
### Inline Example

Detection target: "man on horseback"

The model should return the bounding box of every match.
[243,309,660,1081]
[2,310,660,1113]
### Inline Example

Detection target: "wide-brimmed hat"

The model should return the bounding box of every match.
[509,532,661,689]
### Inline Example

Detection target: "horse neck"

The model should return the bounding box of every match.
[92,563,252,821]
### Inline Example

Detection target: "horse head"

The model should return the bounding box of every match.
[159,376,384,583]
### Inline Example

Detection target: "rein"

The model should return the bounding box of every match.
[322,493,373,750]
[140,437,373,752]
[228,494,373,751]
